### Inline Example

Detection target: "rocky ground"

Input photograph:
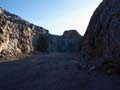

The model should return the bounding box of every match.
[0,53,119,90]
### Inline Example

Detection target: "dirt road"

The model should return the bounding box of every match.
[0,53,119,90]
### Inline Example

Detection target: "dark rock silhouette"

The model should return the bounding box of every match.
[81,0,120,75]
[82,0,120,58]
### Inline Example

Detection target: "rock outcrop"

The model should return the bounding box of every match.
[0,7,82,57]
[46,30,82,52]
[82,0,120,59]
[0,7,49,57]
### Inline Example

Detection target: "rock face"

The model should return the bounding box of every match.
[46,30,82,52]
[0,7,82,57]
[0,7,49,57]
[82,0,120,58]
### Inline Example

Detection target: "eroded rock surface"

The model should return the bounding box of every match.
[82,0,120,58]
[0,7,49,57]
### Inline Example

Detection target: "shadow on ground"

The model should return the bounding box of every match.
[0,53,119,90]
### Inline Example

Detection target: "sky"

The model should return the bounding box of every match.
[0,0,102,36]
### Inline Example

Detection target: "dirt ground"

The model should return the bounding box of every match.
[0,53,119,90]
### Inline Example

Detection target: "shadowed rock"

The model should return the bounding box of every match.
[46,30,82,52]
[81,0,120,58]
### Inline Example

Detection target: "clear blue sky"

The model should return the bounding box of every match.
[0,0,102,35]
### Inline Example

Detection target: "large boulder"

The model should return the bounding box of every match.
[81,0,120,58]
[63,30,81,39]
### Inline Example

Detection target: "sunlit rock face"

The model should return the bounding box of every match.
[81,0,120,58]
[0,7,49,57]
